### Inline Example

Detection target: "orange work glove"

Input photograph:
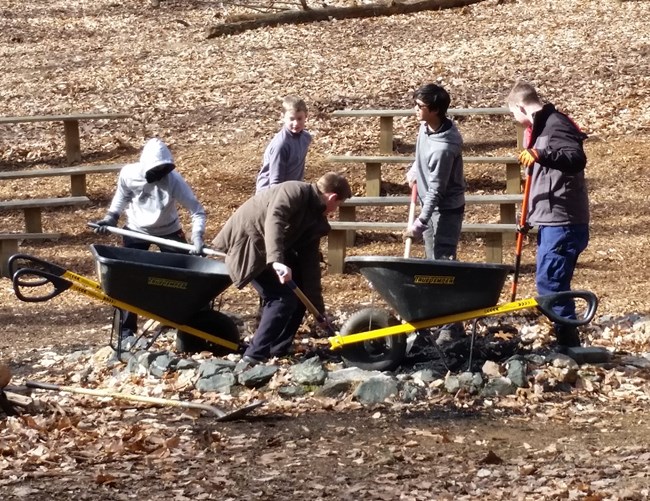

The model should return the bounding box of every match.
[518,148,539,168]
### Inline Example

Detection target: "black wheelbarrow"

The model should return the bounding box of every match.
[7,246,264,420]
[327,256,598,371]
[8,245,240,356]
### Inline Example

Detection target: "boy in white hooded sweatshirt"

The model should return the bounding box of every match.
[94,137,207,336]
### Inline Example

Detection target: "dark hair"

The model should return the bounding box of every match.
[413,84,451,119]
[317,172,352,200]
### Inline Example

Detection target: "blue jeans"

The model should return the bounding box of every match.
[422,207,464,260]
[536,224,589,324]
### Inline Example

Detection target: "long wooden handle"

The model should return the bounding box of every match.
[26,380,226,417]
[510,168,532,301]
[404,183,418,258]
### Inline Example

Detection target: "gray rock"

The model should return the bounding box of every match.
[353,375,398,404]
[550,353,580,370]
[126,350,151,375]
[237,365,278,388]
[198,359,237,378]
[326,367,382,384]
[278,385,306,398]
[399,382,423,402]
[619,355,650,369]
[291,357,327,385]
[506,359,528,388]
[174,359,200,371]
[481,377,517,397]
[315,380,352,398]
[410,369,435,385]
[444,371,483,395]
[149,353,176,378]
[482,360,502,378]
[195,372,236,394]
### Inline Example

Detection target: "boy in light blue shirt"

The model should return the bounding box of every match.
[256,96,312,193]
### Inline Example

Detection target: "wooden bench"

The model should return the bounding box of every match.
[327,221,522,274]
[0,196,90,233]
[331,107,522,154]
[340,193,523,235]
[0,163,124,197]
[326,155,521,197]
[0,233,61,278]
[0,113,131,164]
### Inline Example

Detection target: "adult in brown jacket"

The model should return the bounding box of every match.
[212,172,352,364]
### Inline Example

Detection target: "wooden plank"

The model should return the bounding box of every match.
[484,233,504,264]
[341,194,523,207]
[0,196,90,211]
[0,232,62,240]
[366,162,381,197]
[329,221,520,232]
[0,239,18,278]
[0,113,131,124]
[379,116,394,154]
[0,233,60,278]
[24,207,42,233]
[327,155,518,164]
[331,107,510,118]
[63,119,81,164]
[0,163,124,180]
[70,174,87,196]
[327,230,347,274]
[506,163,522,194]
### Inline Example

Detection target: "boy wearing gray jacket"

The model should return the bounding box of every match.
[94,137,207,336]
[406,83,466,260]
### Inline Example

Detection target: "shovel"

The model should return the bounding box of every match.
[87,223,226,258]
[510,166,532,301]
[404,183,418,258]
[26,380,263,421]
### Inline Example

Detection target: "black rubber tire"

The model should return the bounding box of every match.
[175,310,240,356]
[339,308,406,372]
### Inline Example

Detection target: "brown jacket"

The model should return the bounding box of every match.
[212,181,330,311]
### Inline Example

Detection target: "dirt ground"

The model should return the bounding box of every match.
[2,0,650,499]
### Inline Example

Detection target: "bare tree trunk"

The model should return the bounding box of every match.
[206,0,486,38]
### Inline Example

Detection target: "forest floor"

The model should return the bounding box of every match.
[1,0,650,499]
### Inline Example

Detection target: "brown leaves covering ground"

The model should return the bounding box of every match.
[1,0,650,499]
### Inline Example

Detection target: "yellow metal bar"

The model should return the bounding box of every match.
[68,281,239,351]
[63,270,102,290]
[328,298,539,349]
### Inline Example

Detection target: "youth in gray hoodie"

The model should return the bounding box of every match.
[406,84,466,261]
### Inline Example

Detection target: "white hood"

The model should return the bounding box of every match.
[139,137,175,176]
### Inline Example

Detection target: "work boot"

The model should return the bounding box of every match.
[555,325,581,349]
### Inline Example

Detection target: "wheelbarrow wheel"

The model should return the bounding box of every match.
[176,310,240,356]
[339,308,406,372]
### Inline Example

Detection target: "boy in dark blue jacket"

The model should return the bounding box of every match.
[507,81,590,349]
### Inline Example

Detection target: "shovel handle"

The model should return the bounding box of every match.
[287,280,336,335]
[26,380,227,417]
[87,223,225,258]
[404,183,418,258]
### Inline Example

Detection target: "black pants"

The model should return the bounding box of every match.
[121,227,187,334]
[245,262,306,361]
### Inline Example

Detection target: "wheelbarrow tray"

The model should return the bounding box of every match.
[90,244,232,324]
[346,256,512,322]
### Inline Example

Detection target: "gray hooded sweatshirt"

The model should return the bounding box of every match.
[108,138,206,236]
[407,120,466,222]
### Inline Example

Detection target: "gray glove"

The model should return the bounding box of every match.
[94,212,119,234]
[190,232,204,255]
